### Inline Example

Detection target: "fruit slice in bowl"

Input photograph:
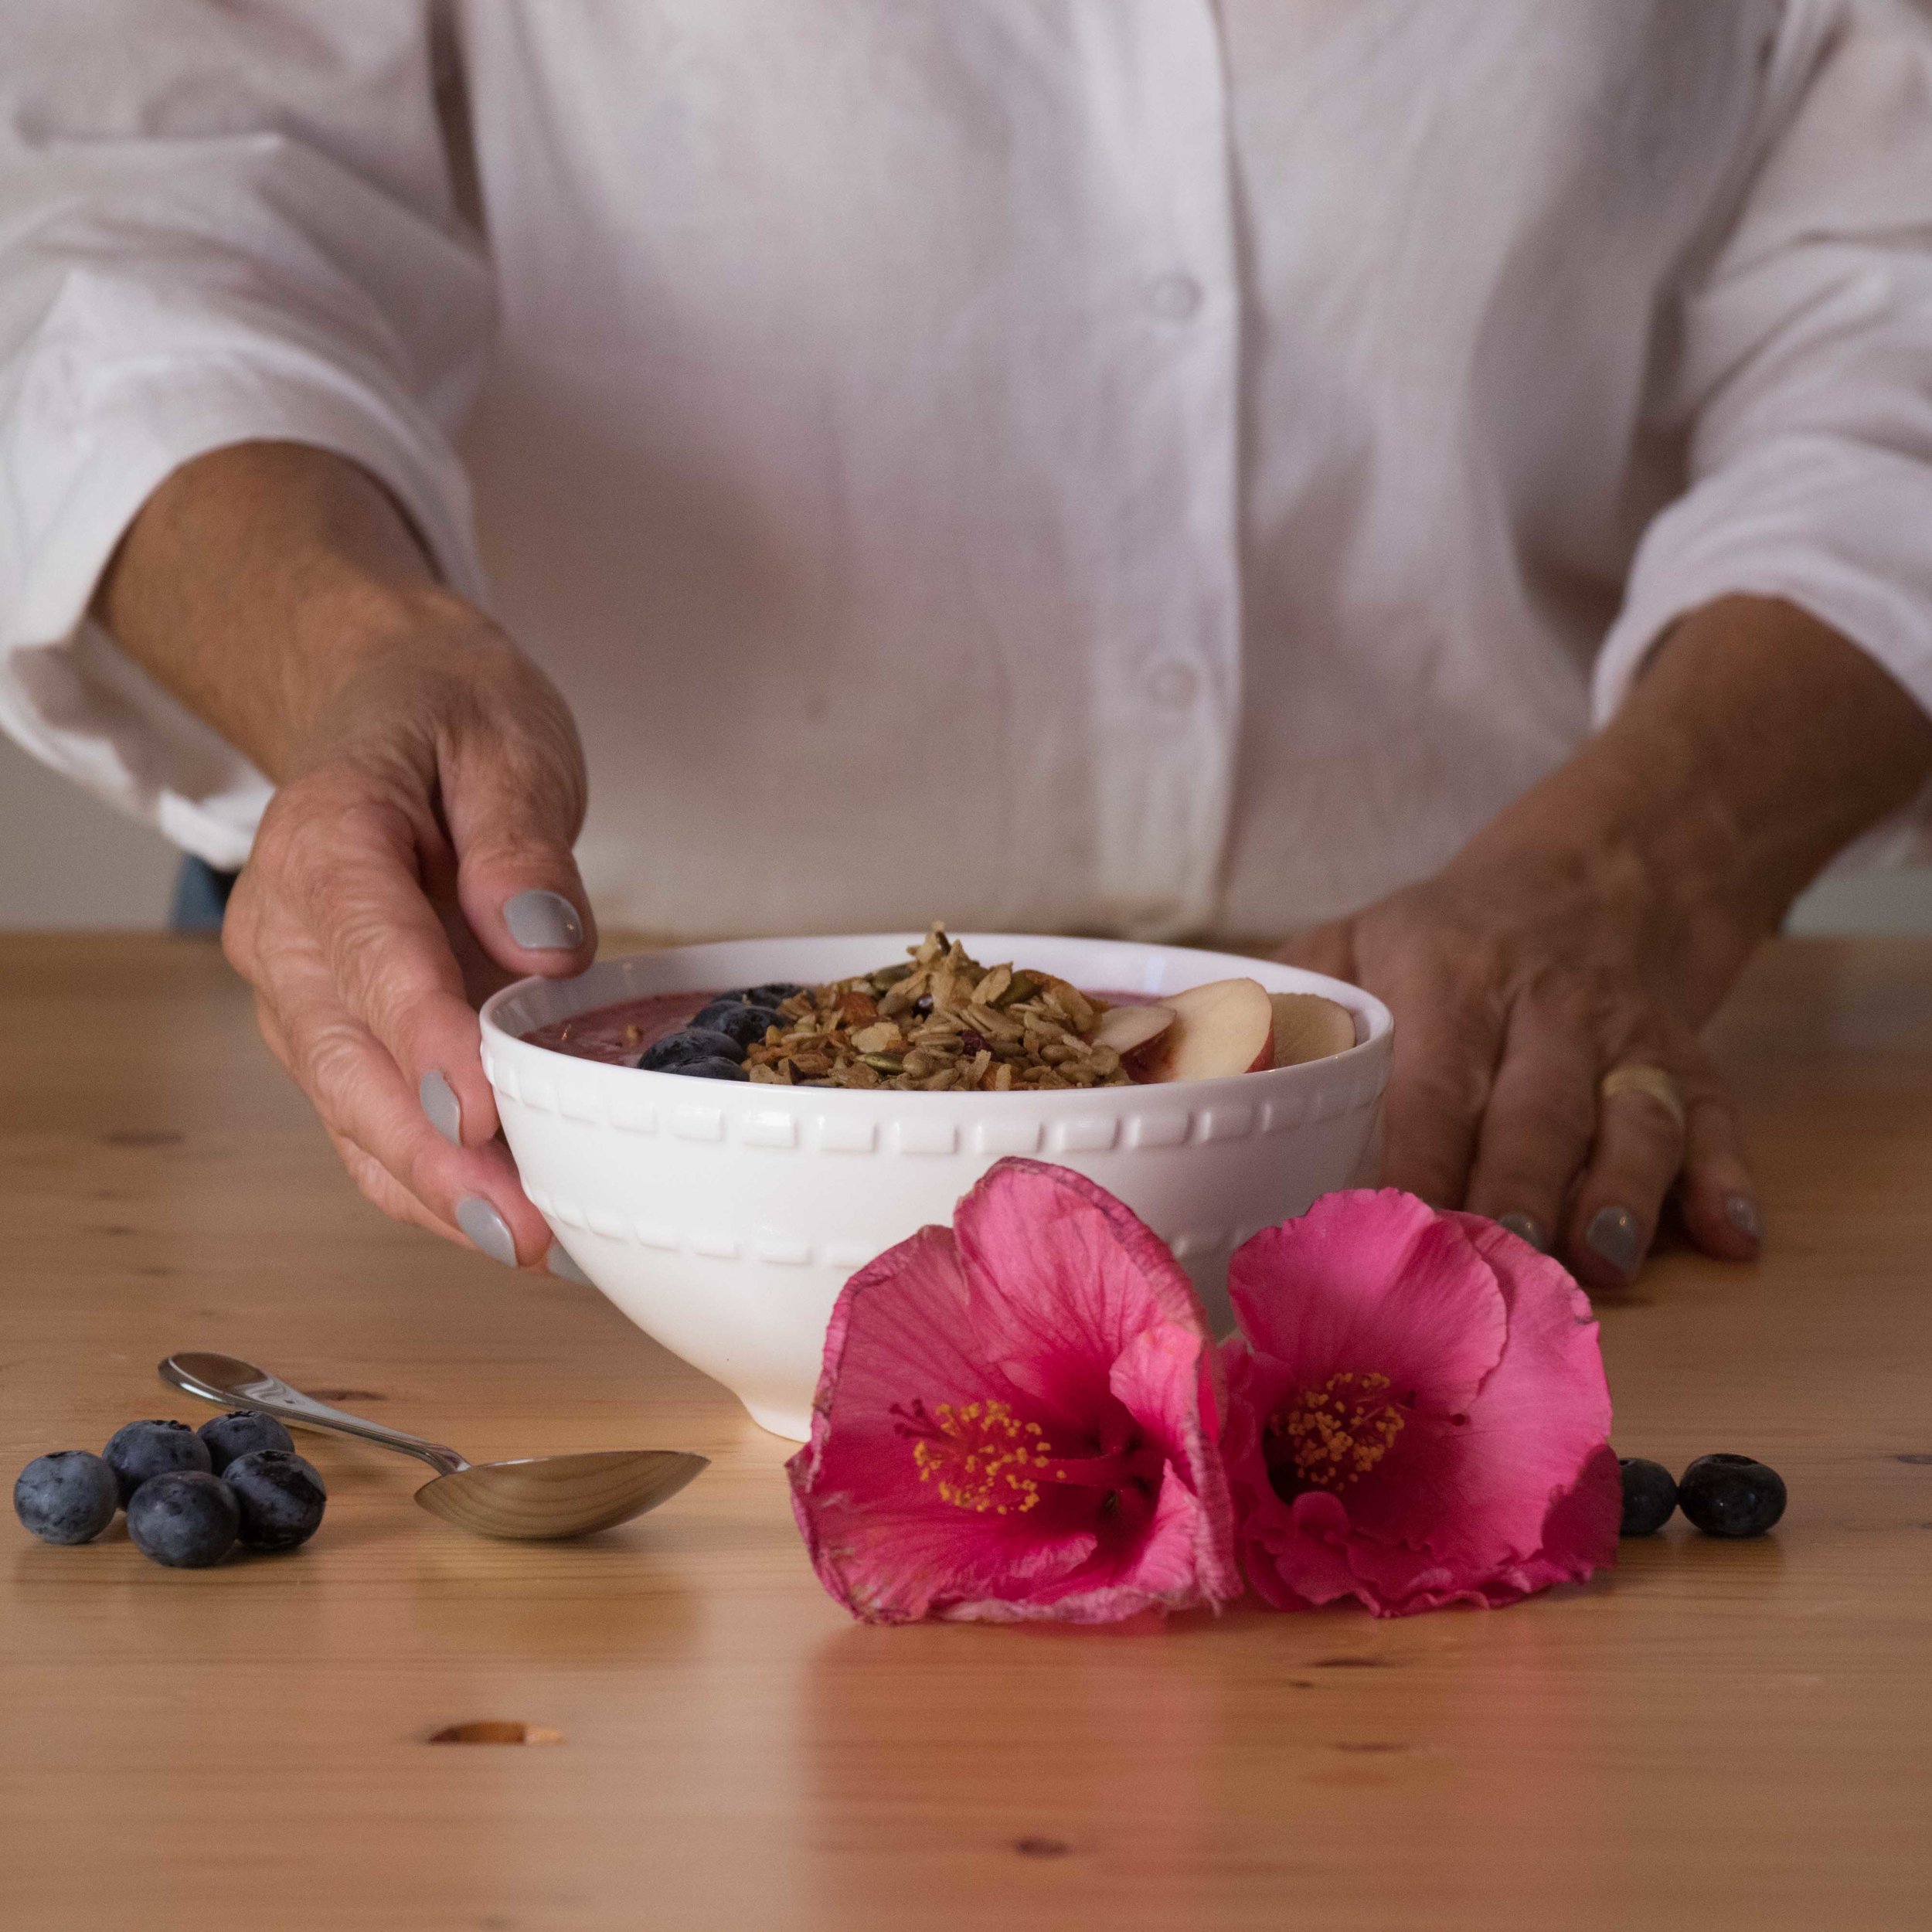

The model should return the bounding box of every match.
[1135,978,1275,1082]
[1268,991,1359,1067]
[1131,978,1360,1083]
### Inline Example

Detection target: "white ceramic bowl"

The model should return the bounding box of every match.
[481,935,1392,1439]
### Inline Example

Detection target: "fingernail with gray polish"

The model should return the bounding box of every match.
[547,1241,591,1285]
[503,889,583,951]
[1725,1194,1764,1243]
[1496,1212,1549,1253]
[1585,1205,1644,1281]
[419,1070,462,1146]
[456,1195,517,1267]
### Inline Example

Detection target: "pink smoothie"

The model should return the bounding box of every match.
[523,987,1155,1066]
[522,991,713,1065]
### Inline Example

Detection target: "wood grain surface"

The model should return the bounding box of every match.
[2,934,1928,1932]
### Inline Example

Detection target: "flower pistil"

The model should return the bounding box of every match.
[896,1398,1053,1515]
[1267,1370,1405,1494]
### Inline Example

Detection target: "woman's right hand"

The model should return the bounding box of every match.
[95,441,597,1270]
[222,607,598,1266]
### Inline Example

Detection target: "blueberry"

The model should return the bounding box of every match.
[1677,1453,1786,1538]
[198,1410,295,1475]
[679,1055,750,1081]
[724,983,802,1009]
[13,1451,120,1545]
[126,1471,239,1568]
[104,1419,213,1506]
[636,1027,747,1071]
[1617,1457,1679,1536]
[689,1001,778,1049]
[223,1448,327,1553]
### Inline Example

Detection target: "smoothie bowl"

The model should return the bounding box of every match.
[479,933,1393,1438]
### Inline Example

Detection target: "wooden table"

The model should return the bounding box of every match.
[2,935,1928,1932]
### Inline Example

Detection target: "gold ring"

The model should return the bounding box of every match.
[1599,1065,1685,1131]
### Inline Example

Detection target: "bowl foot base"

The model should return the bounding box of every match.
[742,1399,811,1444]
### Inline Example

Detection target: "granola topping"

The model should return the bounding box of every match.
[741,926,1132,1093]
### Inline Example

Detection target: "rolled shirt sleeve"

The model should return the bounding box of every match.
[0,1,492,867]
[1595,0,1932,859]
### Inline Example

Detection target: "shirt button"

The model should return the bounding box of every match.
[1145,660,1200,709]
[1146,273,1204,321]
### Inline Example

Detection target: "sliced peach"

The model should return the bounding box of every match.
[1268,992,1358,1067]
[1093,1002,1175,1058]
[1138,978,1274,1083]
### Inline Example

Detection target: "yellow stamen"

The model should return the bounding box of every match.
[909,1398,1053,1515]
[1270,1371,1403,1490]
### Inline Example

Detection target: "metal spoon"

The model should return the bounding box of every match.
[159,1351,707,1540]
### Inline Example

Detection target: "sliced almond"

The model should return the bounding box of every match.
[1268,992,1358,1067]
[1094,1003,1176,1058]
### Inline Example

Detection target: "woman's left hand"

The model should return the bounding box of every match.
[1277,843,1760,1291]
[1275,594,1932,1291]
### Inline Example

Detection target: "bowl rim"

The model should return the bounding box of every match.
[480,931,1391,1109]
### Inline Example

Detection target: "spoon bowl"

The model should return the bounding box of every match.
[413,1448,705,1539]
[159,1351,708,1542]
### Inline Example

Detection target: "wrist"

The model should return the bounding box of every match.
[1454,596,1932,1022]
[274,579,504,773]
[1451,704,1770,1022]
[97,441,479,781]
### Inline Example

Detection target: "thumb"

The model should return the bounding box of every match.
[443,699,599,979]
[1274,918,1356,984]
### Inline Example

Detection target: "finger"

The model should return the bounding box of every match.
[252,989,294,1076]
[1463,998,1600,1256]
[326,1123,466,1246]
[1565,1063,1690,1291]
[268,777,505,1153]
[1378,973,1505,1209]
[331,1130,583,1283]
[441,709,599,979]
[1675,1084,1762,1264]
[255,983,437,1237]
[268,948,549,1265]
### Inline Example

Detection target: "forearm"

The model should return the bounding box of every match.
[1459,595,1932,1019]
[94,441,474,783]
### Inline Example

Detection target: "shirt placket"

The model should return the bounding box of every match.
[1076,0,1242,939]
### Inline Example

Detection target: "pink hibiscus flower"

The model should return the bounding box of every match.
[1222,1190,1619,1617]
[787,1158,1241,1624]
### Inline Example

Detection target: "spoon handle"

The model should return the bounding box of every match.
[158,1350,468,1478]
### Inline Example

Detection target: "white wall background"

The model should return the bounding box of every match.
[0,733,177,927]
[4,730,1928,934]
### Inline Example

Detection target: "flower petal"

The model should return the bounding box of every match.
[788,1226,1095,1622]
[955,1158,1209,1427]
[1107,1325,1242,1609]
[1342,1214,1614,1573]
[1228,1190,1506,1415]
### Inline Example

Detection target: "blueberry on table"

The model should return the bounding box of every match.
[223,1449,327,1553]
[104,1418,213,1505]
[1617,1457,1679,1536]
[690,1001,780,1049]
[1677,1453,1787,1538]
[636,1027,747,1072]
[13,1451,120,1545]
[125,1471,239,1568]
[198,1410,295,1475]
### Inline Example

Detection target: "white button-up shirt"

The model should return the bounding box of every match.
[3,1,1930,941]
